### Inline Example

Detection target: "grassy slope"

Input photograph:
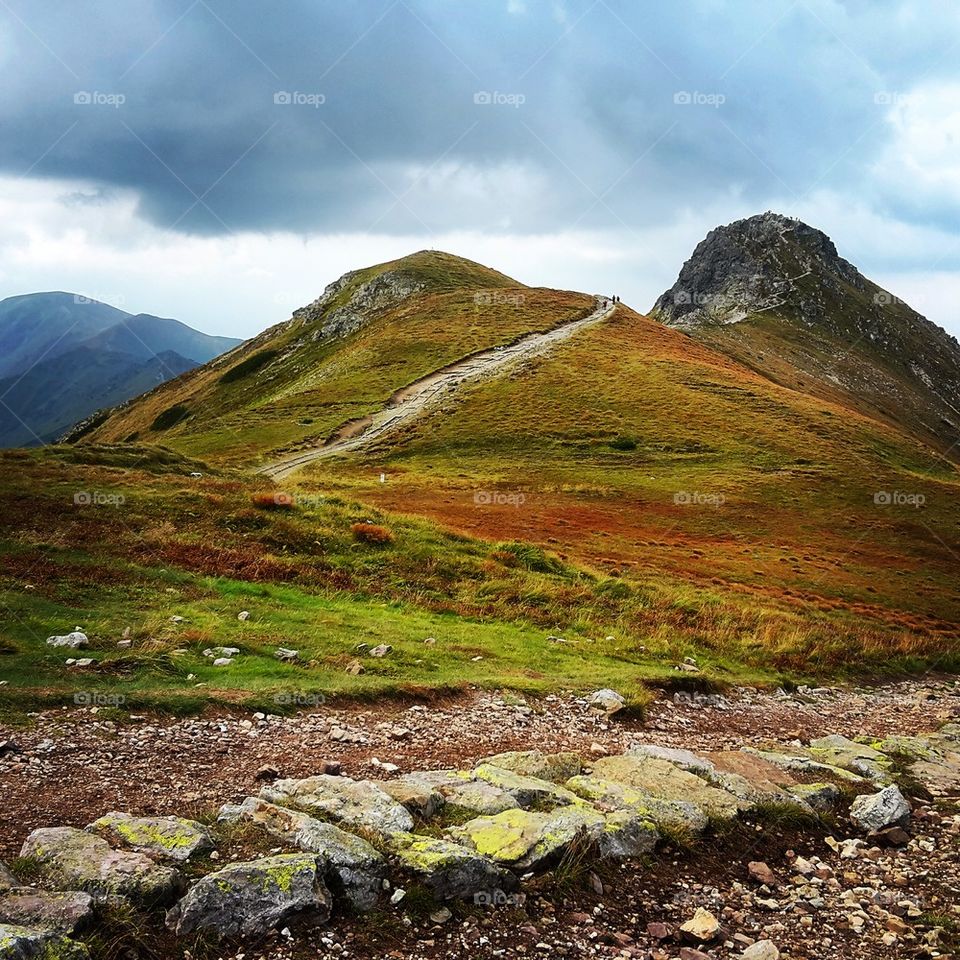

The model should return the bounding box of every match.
[295,305,960,672]
[84,252,592,466]
[8,262,957,717]
[668,239,960,462]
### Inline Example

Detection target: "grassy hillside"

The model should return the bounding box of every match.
[81,252,592,465]
[290,305,960,671]
[18,249,956,717]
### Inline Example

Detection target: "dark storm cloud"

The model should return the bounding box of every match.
[2,0,959,235]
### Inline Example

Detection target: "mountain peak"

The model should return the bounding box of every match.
[651,212,863,330]
[288,250,519,341]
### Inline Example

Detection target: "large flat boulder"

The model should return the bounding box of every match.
[395,771,519,817]
[0,923,89,959]
[472,764,582,809]
[260,774,414,835]
[20,828,181,905]
[222,798,387,911]
[626,744,716,776]
[380,779,445,819]
[86,813,214,863]
[166,853,331,939]
[451,806,604,870]
[565,775,709,835]
[807,735,892,784]
[589,755,742,820]
[479,750,582,783]
[0,889,93,937]
[389,833,517,900]
[741,747,869,785]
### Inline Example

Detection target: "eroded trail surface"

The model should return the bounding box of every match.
[260,297,615,480]
[2,679,960,960]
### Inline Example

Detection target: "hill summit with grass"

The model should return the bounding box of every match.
[72,250,594,464]
[651,212,960,461]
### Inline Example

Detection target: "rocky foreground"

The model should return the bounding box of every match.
[1,680,959,959]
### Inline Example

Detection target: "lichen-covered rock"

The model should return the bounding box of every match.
[165,853,331,938]
[479,750,582,783]
[0,922,89,959]
[87,813,213,863]
[807,735,892,784]
[397,771,519,817]
[741,747,868,785]
[389,833,517,901]
[849,785,911,834]
[380,778,445,819]
[589,755,742,820]
[222,798,386,911]
[788,782,840,812]
[597,810,659,859]
[260,774,414,834]
[565,775,709,835]
[20,828,181,905]
[451,806,604,870]
[625,744,716,776]
[472,764,581,809]
[0,889,93,936]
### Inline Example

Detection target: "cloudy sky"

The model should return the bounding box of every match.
[2,0,960,337]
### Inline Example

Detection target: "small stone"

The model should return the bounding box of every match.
[741,941,780,960]
[647,921,673,940]
[256,764,281,782]
[850,785,911,833]
[390,888,406,905]
[46,631,88,649]
[345,659,364,675]
[586,689,626,715]
[430,907,452,924]
[680,907,719,943]
[748,861,778,886]
[274,648,299,662]
[238,610,250,621]
[370,644,392,658]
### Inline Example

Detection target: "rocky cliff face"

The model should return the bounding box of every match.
[652,212,865,329]
[291,268,427,344]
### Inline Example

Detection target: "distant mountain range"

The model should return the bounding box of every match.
[0,293,241,447]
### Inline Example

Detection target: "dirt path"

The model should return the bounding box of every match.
[259,297,616,480]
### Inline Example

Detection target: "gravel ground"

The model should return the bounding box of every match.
[2,677,959,959]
